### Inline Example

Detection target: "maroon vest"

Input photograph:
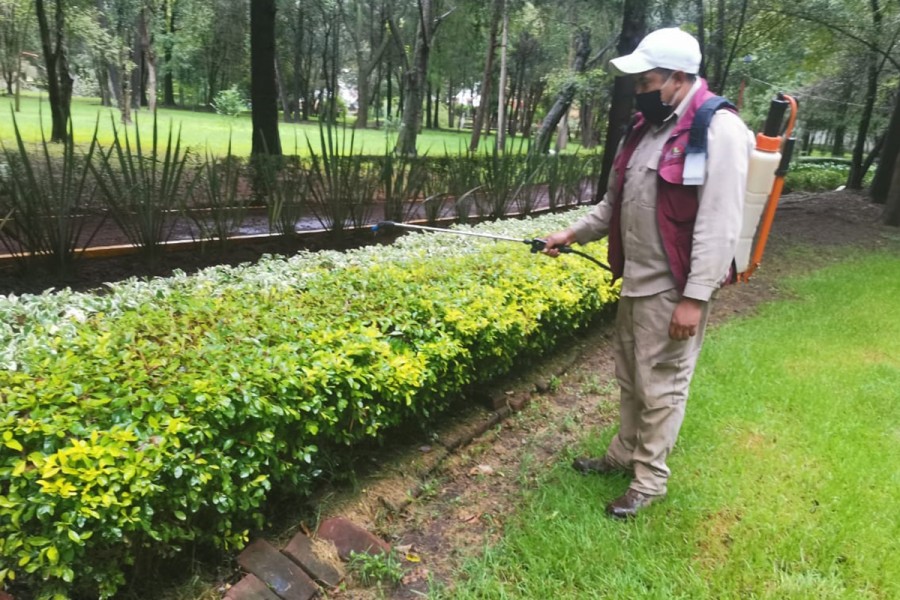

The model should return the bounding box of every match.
[608,79,719,293]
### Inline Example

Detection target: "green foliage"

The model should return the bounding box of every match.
[783,162,874,193]
[0,208,617,598]
[347,550,405,587]
[211,86,248,118]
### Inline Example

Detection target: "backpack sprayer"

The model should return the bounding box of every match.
[373,91,797,280]
[737,92,799,282]
[372,221,611,270]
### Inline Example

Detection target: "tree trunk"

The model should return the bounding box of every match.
[292,3,307,121]
[848,2,882,189]
[275,54,291,123]
[884,147,900,226]
[140,9,157,113]
[250,0,281,155]
[871,79,900,204]
[395,0,432,155]
[709,0,726,91]
[447,79,455,128]
[163,0,176,107]
[847,56,878,190]
[495,0,509,151]
[831,81,851,156]
[595,0,647,201]
[352,8,390,129]
[469,0,502,151]
[35,0,72,142]
[433,83,440,129]
[131,30,142,109]
[425,79,433,128]
[719,0,749,93]
[695,0,706,79]
[95,58,111,106]
[386,59,393,119]
[534,29,590,155]
[581,96,596,148]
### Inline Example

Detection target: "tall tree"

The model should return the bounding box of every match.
[468,0,502,151]
[495,0,509,151]
[847,0,883,189]
[251,0,281,155]
[0,0,34,98]
[34,0,73,142]
[161,0,176,106]
[595,0,647,200]
[533,27,590,155]
[340,0,390,129]
[885,145,900,225]
[394,0,450,155]
[872,78,900,204]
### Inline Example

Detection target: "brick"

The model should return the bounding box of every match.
[236,539,319,600]
[224,574,280,600]
[282,532,343,588]
[316,517,390,561]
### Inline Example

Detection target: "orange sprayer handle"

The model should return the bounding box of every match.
[739,93,798,283]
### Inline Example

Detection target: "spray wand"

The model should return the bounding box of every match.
[373,221,610,271]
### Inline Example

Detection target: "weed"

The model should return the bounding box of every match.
[347,550,404,588]
[547,375,562,393]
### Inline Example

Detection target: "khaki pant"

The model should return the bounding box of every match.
[605,287,712,496]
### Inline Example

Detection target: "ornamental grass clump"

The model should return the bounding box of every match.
[305,121,379,232]
[0,114,103,274]
[91,113,193,261]
[0,209,616,598]
[183,140,250,250]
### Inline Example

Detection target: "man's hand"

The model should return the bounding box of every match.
[669,297,705,341]
[541,229,576,257]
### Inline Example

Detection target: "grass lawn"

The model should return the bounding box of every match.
[0,93,568,158]
[442,251,900,599]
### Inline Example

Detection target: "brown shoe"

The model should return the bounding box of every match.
[572,455,621,475]
[605,488,665,519]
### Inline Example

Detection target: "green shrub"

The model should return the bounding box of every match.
[783,162,874,193]
[0,209,616,598]
[211,86,248,117]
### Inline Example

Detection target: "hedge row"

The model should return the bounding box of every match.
[0,208,617,599]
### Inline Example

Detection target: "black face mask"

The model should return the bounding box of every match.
[635,89,675,126]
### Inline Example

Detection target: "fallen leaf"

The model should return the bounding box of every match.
[469,464,494,476]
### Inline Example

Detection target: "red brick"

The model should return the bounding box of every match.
[224,574,280,600]
[282,532,343,588]
[316,517,390,561]
[237,539,319,600]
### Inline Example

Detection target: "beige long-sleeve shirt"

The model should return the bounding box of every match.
[570,79,753,301]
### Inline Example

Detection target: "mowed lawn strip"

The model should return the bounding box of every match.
[2,94,584,157]
[444,251,900,600]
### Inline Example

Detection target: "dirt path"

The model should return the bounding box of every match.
[312,190,898,599]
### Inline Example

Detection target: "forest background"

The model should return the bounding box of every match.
[2,0,900,224]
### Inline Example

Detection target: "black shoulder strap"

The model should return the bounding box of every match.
[683,96,737,185]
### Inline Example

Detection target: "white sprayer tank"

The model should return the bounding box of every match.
[735,136,781,273]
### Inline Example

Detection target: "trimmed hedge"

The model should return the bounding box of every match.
[0,209,617,599]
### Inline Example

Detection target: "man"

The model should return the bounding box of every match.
[543,27,753,518]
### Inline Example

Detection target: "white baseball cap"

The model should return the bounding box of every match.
[609,27,702,75]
